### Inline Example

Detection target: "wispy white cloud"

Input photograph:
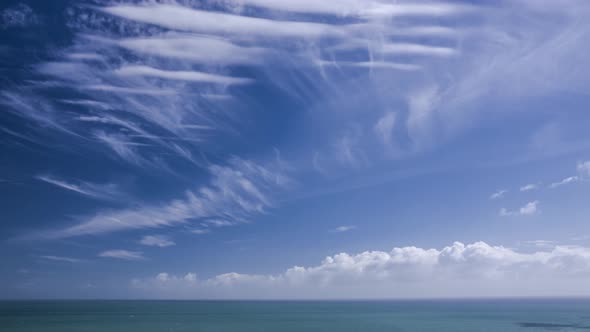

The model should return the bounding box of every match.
[115,66,252,85]
[114,34,266,65]
[204,219,236,227]
[490,189,507,200]
[523,240,556,248]
[374,112,397,149]
[40,255,82,263]
[0,91,76,136]
[334,131,367,168]
[378,43,457,57]
[500,200,539,217]
[98,250,145,261]
[102,4,342,38]
[406,85,440,151]
[2,0,476,180]
[84,84,177,96]
[131,241,590,299]
[94,131,147,166]
[36,175,126,202]
[190,229,211,235]
[216,0,470,18]
[316,60,421,71]
[578,161,590,177]
[0,4,38,29]
[43,158,289,238]
[139,235,175,248]
[330,225,356,233]
[549,176,579,189]
[330,40,457,57]
[520,184,538,192]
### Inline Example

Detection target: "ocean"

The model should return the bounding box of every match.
[1,299,590,331]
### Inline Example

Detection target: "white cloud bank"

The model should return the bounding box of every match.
[131,241,590,299]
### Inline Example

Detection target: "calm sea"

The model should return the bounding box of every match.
[1,299,590,331]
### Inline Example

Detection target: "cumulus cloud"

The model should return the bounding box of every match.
[98,250,145,261]
[139,235,175,248]
[130,241,590,299]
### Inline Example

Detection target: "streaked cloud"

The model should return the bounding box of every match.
[378,43,457,57]
[36,175,126,202]
[102,4,342,38]
[549,176,579,189]
[94,131,148,167]
[520,184,538,192]
[523,240,556,248]
[44,158,289,238]
[140,235,175,248]
[115,66,252,85]
[330,225,356,233]
[215,0,470,17]
[190,229,211,235]
[114,34,266,65]
[98,250,145,261]
[374,112,397,149]
[490,189,507,200]
[40,255,82,263]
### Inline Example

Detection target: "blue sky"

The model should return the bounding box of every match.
[2,0,590,299]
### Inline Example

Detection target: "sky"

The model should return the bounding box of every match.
[1,0,590,299]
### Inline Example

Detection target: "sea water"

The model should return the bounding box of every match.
[1,299,590,331]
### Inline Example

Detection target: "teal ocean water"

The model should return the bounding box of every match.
[1,299,590,331]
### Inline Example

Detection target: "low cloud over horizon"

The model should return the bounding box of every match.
[130,241,590,299]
